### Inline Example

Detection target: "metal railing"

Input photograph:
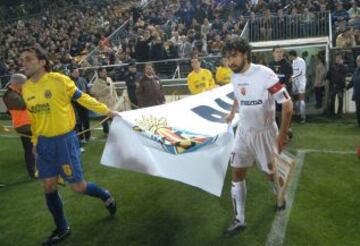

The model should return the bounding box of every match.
[79,55,222,81]
[249,11,329,42]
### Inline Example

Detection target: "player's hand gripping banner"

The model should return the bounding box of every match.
[101,84,237,196]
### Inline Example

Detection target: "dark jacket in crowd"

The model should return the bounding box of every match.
[269,58,293,86]
[125,71,142,107]
[135,40,150,62]
[327,63,347,92]
[348,67,360,102]
[149,43,167,61]
[136,75,165,108]
[74,76,89,93]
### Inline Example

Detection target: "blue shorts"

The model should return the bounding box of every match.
[37,131,83,184]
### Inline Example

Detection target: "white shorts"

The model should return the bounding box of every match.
[230,124,278,174]
[292,80,306,94]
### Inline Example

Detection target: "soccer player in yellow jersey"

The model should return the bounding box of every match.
[187,57,215,94]
[20,48,119,245]
[216,58,233,85]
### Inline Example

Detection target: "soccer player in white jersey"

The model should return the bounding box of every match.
[222,38,293,235]
[289,50,306,123]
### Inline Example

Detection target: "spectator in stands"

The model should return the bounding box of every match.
[332,2,350,24]
[274,8,286,40]
[327,54,347,118]
[90,68,119,134]
[125,60,141,109]
[136,63,165,108]
[211,35,225,55]
[253,0,268,13]
[346,55,360,126]
[313,53,327,109]
[302,8,316,36]
[0,0,129,72]
[178,36,193,58]
[170,31,181,47]
[249,11,260,41]
[201,18,212,36]
[149,37,166,63]
[187,57,215,95]
[336,27,356,48]
[260,9,273,40]
[3,74,36,179]
[212,16,223,33]
[355,29,360,44]
[348,0,360,26]
[70,67,91,143]
[135,34,151,62]
[215,57,232,85]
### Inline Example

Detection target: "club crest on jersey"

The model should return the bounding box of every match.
[44,90,52,99]
[240,87,246,96]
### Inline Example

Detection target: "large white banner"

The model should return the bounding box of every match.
[101,84,238,196]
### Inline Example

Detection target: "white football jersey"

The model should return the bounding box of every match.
[292,57,306,85]
[232,63,290,131]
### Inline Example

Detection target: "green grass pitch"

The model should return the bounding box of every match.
[0,116,359,246]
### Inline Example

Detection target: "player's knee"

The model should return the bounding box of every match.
[42,178,58,193]
[43,183,57,194]
[232,167,246,182]
[70,181,87,193]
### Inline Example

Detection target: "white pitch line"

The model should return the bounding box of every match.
[265,150,306,246]
[265,148,355,246]
[302,149,356,155]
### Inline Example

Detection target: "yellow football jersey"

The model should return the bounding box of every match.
[187,69,215,95]
[216,66,232,85]
[22,72,110,144]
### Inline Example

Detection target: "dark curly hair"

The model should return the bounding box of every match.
[222,38,252,62]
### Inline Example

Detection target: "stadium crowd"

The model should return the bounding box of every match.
[1,0,360,83]
[0,0,359,123]
[0,0,132,84]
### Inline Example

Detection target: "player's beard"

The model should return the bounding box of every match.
[230,59,245,73]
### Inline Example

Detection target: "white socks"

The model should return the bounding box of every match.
[300,100,306,120]
[231,181,246,223]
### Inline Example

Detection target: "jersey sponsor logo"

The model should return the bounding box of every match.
[240,100,263,106]
[195,83,206,88]
[30,103,50,113]
[26,96,36,101]
[44,90,52,99]
[236,83,249,86]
